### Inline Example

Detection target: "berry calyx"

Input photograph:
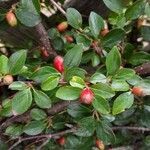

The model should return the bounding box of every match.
[3,75,14,85]
[53,55,64,73]
[96,139,105,150]
[131,86,143,97]
[6,11,17,27]
[57,21,68,32]
[65,35,74,43]
[57,137,65,146]
[80,88,94,104]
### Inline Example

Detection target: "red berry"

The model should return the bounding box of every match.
[57,137,65,146]
[65,35,74,43]
[3,75,14,85]
[96,139,105,150]
[6,11,17,27]
[131,86,143,97]
[53,55,64,73]
[80,88,94,104]
[57,21,68,32]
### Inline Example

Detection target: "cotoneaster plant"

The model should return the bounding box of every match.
[0,0,150,149]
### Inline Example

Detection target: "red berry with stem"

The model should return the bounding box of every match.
[96,139,105,150]
[53,55,64,73]
[3,75,14,85]
[57,21,68,32]
[65,35,74,43]
[80,87,94,104]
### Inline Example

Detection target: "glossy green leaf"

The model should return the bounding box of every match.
[112,92,134,115]
[106,46,121,75]
[91,53,100,67]
[125,0,145,20]
[93,95,110,114]
[89,12,104,38]
[12,88,32,115]
[33,90,51,108]
[70,76,85,89]
[66,8,82,29]
[56,86,81,100]
[91,83,115,99]
[23,121,46,135]
[30,108,47,121]
[145,2,150,17]
[9,81,28,91]
[8,50,27,75]
[0,55,8,75]
[41,75,60,91]
[90,72,107,84]
[64,44,83,67]
[16,0,41,27]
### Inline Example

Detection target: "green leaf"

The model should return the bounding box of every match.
[9,81,28,90]
[128,52,150,66]
[93,95,110,114]
[90,72,107,84]
[31,108,47,121]
[67,103,92,119]
[89,12,104,38]
[65,67,86,82]
[23,121,46,135]
[96,121,115,144]
[113,68,135,80]
[31,66,60,83]
[111,80,130,91]
[70,76,85,89]
[141,26,150,41]
[145,3,150,17]
[0,55,8,75]
[8,50,27,75]
[41,75,60,91]
[106,46,121,75]
[103,0,126,13]
[12,89,32,115]
[102,28,125,48]
[66,8,82,29]
[16,0,41,27]
[75,117,96,137]
[91,83,115,99]
[125,0,145,20]
[64,44,83,67]
[5,124,23,137]
[56,86,81,100]
[91,53,100,67]
[112,92,134,115]
[33,90,51,109]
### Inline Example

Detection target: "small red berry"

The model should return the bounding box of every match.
[131,86,143,97]
[3,75,14,85]
[96,139,105,150]
[65,35,74,43]
[80,88,94,104]
[57,137,65,146]
[57,21,68,32]
[53,55,64,73]
[6,11,17,27]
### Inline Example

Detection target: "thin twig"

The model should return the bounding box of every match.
[112,126,150,132]
[8,127,76,150]
[49,0,66,16]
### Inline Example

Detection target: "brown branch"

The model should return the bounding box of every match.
[0,101,75,132]
[112,126,150,132]
[134,62,150,76]
[8,127,76,150]
[35,22,57,58]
